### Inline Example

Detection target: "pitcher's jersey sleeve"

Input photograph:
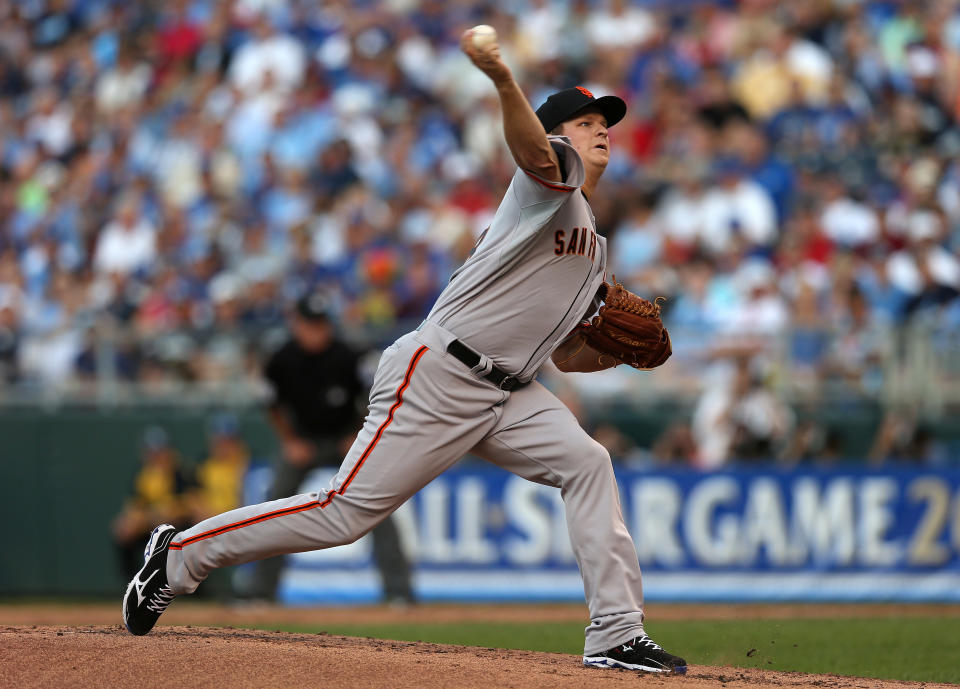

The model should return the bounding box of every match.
[513,135,586,208]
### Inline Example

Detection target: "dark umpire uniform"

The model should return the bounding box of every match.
[249,293,414,602]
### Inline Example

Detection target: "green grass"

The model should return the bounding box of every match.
[254,617,960,684]
[650,618,959,684]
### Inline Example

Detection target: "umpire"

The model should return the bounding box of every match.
[248,292,415,603]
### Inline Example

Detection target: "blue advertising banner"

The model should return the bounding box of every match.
[243,464,960,604]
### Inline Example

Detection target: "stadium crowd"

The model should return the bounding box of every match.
[0,0,958,463]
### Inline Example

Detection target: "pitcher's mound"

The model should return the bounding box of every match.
[0,625,949,689]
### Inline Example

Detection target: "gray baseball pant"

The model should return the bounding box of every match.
[247,454,413,603]
[166,321,646,654]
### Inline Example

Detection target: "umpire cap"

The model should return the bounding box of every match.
[535,86,627,133]
[295,292,332,322]
[142,425,170,450]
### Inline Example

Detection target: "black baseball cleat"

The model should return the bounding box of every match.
[583,634,687,674]
[122,524,178,636]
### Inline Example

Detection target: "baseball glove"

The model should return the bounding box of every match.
[551,279,672,373]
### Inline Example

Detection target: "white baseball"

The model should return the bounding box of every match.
[471,24,497,50]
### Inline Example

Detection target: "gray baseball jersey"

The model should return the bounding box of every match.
[164,137,648,655]
[428,136,607,380]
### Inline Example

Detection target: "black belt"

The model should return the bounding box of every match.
[446,340,528,391]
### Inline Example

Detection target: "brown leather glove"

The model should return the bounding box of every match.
[552,279,672,373]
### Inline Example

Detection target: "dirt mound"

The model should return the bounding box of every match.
[0,625,950,689]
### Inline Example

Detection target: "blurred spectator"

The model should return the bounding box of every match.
[726,260,790,337]
[886,210,960,315]
[191,412,250,520]
[788,278,831,381]
[609,188,663,285]
[19,269,86,384]
[729,120,795,222]
[111,426,193,581]
[585,0,656,53]
[699,159,778,256]
[780,418,846,465]
[695,66,749,132]
[823,284,889,395]
[229,13,306,98]
[655,162,709,263]
[0,298,20,384]
[26,87,73,158]
[650,422,698,466]
[868,409,949,466]
[692,355,794,467]
[94,42,151,115]
[93,194,157,277]
[819,176,879,249]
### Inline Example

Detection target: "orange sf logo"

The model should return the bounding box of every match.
[575,86,594,98]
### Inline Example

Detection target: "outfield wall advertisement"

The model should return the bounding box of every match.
[263,465,960,604]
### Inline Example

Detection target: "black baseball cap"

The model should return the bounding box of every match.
[142,425,170,450]
[535,86,627,134]
[295,292,331,321]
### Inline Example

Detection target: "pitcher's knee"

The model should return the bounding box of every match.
[326,507,385,547]
[567,438,614,482]
[334,519,374,546]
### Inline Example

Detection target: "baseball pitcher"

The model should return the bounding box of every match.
[122,27,685,675]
